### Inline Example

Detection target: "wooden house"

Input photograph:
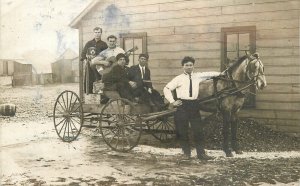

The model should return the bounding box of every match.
[69,0,300,136]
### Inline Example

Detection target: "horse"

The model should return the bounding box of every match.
[198,53,267,157]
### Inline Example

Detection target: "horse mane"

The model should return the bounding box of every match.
[227,55,248,73]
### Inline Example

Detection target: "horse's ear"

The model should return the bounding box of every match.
[245,51,250,57]
[252,52,259,59]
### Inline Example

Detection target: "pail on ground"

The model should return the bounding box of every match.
[0,104,16,116]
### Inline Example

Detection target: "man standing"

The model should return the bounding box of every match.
[163,56,215,161]
[81,27,108,94]
[128,53,164,108]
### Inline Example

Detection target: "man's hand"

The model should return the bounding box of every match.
[106,56,116,63]
[148,88,152,94]
[172,100,182,107]
[129,81,137,89]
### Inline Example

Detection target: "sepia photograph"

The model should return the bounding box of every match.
[0,0,299,185]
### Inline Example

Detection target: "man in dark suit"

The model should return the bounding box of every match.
[127,54,164,109]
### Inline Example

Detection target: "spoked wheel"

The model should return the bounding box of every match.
[53,90,83,142]
[99,98,142,152]
[147,115,176,142]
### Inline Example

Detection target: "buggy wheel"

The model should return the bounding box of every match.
[99,98,142,152]
[53,90,83,142]
[147,116,175,142]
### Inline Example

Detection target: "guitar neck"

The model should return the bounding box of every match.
[125,47,138,57]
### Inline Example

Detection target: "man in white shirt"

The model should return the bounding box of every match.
[164,56,218,160]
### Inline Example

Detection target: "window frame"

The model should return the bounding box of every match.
[119,32,147,65]
[221,26,257,108]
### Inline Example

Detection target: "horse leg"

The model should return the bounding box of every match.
[231,113,243,154]
[222,111,233,157]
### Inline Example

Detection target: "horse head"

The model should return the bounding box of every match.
[245,53,267,90]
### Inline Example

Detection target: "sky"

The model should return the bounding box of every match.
[0,0,92,72]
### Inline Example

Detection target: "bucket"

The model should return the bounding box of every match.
[0,104,16,116]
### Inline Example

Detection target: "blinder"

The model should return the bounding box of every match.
[245,56,265,83]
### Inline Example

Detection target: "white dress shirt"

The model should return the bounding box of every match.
[139,65,145,79]
[163,71,220,103]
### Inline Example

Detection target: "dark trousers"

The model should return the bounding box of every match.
[150,89,164,106]
[116,82,135,101]
[174,100,205,157]
[84,63,102,94]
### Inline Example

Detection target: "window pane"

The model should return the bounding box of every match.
[227,34,238,52]
[227,51,238,62]
[133,54,139,66]
[239,33,250,51]
[133,38,143,54]
[124,39,134,52]
[127,55,134,67]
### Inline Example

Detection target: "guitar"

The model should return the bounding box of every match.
[97,46,139,75]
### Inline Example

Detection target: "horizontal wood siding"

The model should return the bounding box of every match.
[79,0,300,134]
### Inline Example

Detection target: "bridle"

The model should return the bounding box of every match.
[245,57,265,84]
[209,55,265,98]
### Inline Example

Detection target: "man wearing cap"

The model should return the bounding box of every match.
[102,53,136,102]
[128,53,164,108]
[163,56,217,161]
[81,27,108,94]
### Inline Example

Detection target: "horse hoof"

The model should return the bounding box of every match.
[225,151,234,157]
[235,150,243,154]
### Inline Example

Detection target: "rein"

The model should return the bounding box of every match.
[197,57,262,105]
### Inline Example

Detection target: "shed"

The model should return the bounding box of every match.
[70,0,300,136]
[51,49,79,83]
[0,59,33,86]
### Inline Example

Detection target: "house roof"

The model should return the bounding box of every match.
[69,0,100,28]
[58,49,78,60]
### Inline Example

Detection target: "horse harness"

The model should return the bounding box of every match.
[197,55,264,107]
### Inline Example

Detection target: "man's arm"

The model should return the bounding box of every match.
[145,68,153,89]
[163,86,176,104]
[81,41,92,62]
[91,56,110,66]
[195,71,221,80]
[127,66,138,89]
[91,50,110,66]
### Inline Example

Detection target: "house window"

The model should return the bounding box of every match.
[120,32,147,66]
[221,26,256,108]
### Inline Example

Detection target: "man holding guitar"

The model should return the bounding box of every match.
[91,35,125,73]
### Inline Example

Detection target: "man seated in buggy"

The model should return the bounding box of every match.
[127,53,165,110]
[101,53,139,104]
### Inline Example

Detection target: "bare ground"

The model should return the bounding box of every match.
[0,83,300,186]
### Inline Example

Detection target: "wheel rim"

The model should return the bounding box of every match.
[99,98,142,152]
[147,116,175,142]
[53,90,83,142]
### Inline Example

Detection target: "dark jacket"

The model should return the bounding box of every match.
[82,39,108,94]
[80,39,108,62]
[127,65,152,90]
[102,65,129,90]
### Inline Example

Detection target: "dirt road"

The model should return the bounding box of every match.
[1,84,300,185]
